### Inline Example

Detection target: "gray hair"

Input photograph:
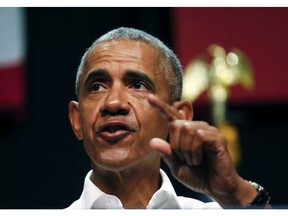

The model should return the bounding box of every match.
[75,27,183,102]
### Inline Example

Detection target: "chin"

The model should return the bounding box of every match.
[96,148,137,170]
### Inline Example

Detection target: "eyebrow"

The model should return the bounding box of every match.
[83,69,156,91]
[125,70,156,91]
[83,69,109,90]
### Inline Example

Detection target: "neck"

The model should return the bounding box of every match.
[91,157,161,208]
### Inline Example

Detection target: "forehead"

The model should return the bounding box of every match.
[78,39,170,101]
[85,40,159,74]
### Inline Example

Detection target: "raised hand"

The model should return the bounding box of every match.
[148,94,256,207]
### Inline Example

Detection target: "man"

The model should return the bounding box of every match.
[68,27,271,209]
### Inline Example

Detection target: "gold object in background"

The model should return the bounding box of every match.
[182,44,254,168]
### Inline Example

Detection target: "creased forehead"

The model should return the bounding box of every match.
[84,40,161,75]
[75,28,183,102]
[77,40,165,96]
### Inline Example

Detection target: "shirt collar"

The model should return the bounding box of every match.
[77,170,123,209]
[78,169,182,209]
[147,169,181,209]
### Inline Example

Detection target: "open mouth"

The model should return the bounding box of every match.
[97,122,134,143]
[102,125,129,133]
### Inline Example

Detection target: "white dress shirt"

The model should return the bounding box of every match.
[67,169,221,209]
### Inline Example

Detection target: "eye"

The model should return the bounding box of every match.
[131,81,147,90]
[89,83,105,92]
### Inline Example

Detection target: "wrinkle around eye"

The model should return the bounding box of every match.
[129,81,152,91]
[88,82,107,92]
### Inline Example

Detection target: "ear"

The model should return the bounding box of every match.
[69,101,83,140]
[172,100,193,120]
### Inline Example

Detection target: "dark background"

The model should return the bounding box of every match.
[0,7,288,208]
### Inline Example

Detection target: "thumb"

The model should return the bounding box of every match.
[149,138,178,172]
[149,138,172,156]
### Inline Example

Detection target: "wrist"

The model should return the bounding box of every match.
[212,179,271,208]
[211,177,258,208]
[245,181,271,208]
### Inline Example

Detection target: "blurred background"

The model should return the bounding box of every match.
[0,7,287,208]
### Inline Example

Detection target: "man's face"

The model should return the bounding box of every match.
[76,40,170,171]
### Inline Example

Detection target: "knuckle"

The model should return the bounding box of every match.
[169,121,179,131]
[198,121,209,127]
[181,123,197,136]
[182,124,191,133]
[210,126,218,132]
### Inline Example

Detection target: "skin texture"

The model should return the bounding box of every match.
[69,39,266,209]
[69,40,177,208]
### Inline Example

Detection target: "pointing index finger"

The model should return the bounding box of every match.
[148,94,184,122]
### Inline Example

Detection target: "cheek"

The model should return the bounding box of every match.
[134,99,169,140]
[79,100,101,161]
[79,100,99,136]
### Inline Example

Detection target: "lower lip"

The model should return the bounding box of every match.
[99,130,131,143]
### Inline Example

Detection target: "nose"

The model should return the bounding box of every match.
[99,84,131,116]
